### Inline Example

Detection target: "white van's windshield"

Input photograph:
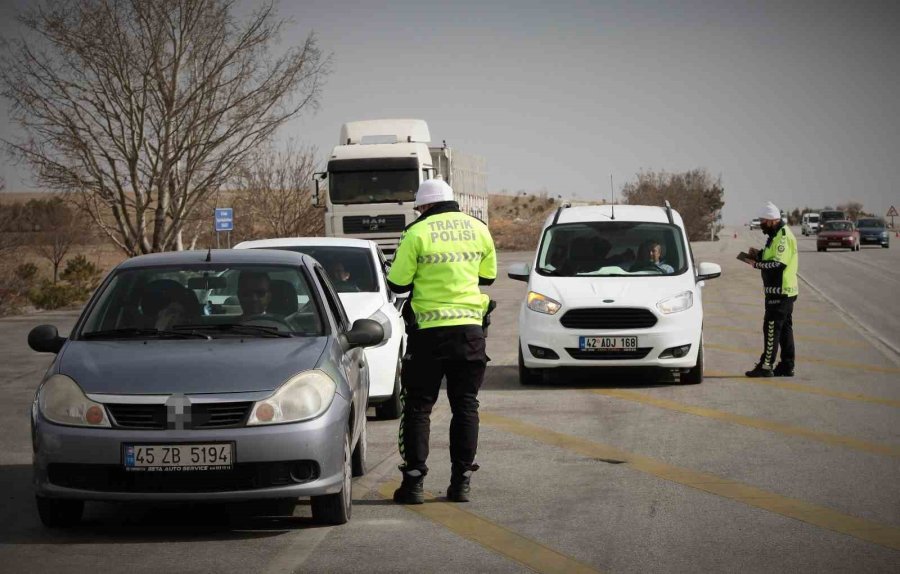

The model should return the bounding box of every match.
[536,222,688,277]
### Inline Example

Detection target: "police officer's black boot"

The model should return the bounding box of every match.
[773,363,794,377]
[446,463,478,503]
[745,363,774,378]
[393,469,425,505]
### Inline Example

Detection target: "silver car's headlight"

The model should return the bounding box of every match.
[38,374,111,428]
[247,370,336,425]
[657,291,694,314]
[527,291,561,315]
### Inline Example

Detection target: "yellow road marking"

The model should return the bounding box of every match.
[703,297,832,309]
[706,343,900,375]
[480,412,900,551]
[706,324,868,348]
[704,371,900,408]
[377,482,602,574]
[704,313,846,328]
[589,389,900,458]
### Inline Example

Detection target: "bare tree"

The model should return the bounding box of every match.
[621,169,725,241]
[233,142,324,239]
[837,201,865,221]
[30,197,80,283]
[1,0,329,255]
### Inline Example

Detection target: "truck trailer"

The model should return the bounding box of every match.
[314,119,488,257]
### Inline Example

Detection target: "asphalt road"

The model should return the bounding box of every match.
[1,228,898,573]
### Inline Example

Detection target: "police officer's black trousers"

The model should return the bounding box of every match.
[759,297,795,369]
[398,325,487,475]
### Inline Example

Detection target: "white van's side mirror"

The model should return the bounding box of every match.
[696,262,722,281]
[507,262,531,282]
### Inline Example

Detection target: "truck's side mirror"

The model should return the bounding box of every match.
[313,172,327,208]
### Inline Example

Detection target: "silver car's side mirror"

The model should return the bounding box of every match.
[28,325,66,354]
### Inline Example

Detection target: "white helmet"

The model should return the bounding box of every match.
[758,201,781,220]
[414,179,454,207]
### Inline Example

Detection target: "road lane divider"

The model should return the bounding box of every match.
[706,343,900,375]
[589,389,900,458]
[704,371,900,408]
[705,324,868,348]
[376,482,602,574]
[480,412,900,551]
[704,313,846,329]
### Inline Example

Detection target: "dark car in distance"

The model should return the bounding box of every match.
[856,218,890,248]
[817,220,860,252]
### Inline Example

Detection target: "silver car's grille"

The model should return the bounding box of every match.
[107,404,166,430]
[106,402,252,430]
[191,403,253,428]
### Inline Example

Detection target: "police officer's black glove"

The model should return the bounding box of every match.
[482,299,497,337]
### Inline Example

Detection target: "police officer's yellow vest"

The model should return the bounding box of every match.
[388,209,497,329]
[760,225,799,297]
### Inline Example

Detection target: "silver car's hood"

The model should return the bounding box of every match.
[58,338,328,395]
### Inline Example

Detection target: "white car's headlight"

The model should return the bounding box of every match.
[38,374,111,428]
[248,370,336,425]
[657,291,694,314]
[527,291,561,315]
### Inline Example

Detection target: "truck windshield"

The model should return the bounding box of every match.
[330,170,418,204]
[536,222,688,277]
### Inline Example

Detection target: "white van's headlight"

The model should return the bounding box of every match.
[657,291,693,314]
[527,291,561,315]
[39,374,111,427]
[248,370,336,425]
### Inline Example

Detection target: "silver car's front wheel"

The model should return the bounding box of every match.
[311,426,352,525]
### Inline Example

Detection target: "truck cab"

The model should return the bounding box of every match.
[315,119,487,258]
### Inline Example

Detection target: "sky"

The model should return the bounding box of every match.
[1,0,898,224]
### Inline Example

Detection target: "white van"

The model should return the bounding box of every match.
[801,213,820,236]
[508,204,721,385]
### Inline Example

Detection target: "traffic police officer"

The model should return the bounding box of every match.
[744,201,799,377]
[387,178,497,504]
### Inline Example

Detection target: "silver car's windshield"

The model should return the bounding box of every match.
[536,222,688,277]
[79,264,324,338]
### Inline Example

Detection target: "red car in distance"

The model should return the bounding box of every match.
[817,220,860,252]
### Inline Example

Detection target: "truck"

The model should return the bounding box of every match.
[313,119,488,258]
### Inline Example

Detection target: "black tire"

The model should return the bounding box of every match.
[375,354,402,420]
[679,341,703,385]
[351,414,367,477]
[883,244,890,249]
[518,343,543,386]
[818,247,825,252]
[311,427,352,525]
[36,496,83,528]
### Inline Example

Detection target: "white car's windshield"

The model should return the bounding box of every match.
[262,246,378,293]
[536,222,687,277]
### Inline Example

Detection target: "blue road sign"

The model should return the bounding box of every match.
[215,208,233,232]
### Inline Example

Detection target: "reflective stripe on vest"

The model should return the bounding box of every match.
[415,308,483,324]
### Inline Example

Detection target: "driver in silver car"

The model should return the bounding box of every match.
[238,271,272,318]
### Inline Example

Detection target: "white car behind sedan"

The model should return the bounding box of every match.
[235,237,405,419]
